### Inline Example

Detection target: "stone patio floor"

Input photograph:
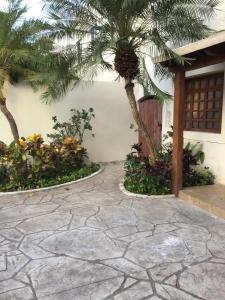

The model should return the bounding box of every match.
[0,162,225,300]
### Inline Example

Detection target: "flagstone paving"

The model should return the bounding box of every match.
[0,162,225,299]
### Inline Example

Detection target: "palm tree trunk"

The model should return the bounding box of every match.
[124,78,157,160]
[0,95,19,143]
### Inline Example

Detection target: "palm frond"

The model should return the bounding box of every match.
[43,0,220,94]
[138,58,172,102]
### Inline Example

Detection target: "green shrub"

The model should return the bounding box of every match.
[52,136,87,171]
[184,167,215,187]
[0,164,6,184]
[0,164,99,192]
[0,141,7,156]
[47,108,95,144]
[0,129,97,192]
[124,129,215,196]
[124,144,172,195]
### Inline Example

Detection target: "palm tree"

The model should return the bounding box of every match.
[44,0,219,159]
[0,0,78,142]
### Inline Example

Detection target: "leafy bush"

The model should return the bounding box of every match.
[158,127,215,187]
[0,141,7,156]
[52,136,87,171]
[0,164,99,192]
[0,132,98,192]
[0,108,98,192]
[0,164,7,184]
[124,129,215,195]
[47,108,95,144]
[183,167,215,187]
[124,144,172,195]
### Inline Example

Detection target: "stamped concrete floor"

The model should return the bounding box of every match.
[0,163,225,300]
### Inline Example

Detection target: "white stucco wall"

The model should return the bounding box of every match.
[208,1,225,30]
[0,80,139,162]
[162,63,225,184]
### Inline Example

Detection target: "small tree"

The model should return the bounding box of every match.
[0,0,78,142]
[44,0,219,160]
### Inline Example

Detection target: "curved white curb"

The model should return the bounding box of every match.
[0,166,104,196]
[119,180,175,199]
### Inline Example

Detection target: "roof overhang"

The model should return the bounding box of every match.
[153,31,225,72]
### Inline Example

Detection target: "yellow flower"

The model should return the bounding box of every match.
[28,133,43,143]
[76,145,82,151]
[60,148,65,154]
[63,136,78,145]
[41,144,50,149]
[18,138,27,148]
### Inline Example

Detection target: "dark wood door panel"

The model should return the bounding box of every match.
[139,98,162,157]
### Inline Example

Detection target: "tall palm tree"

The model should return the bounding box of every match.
[44,0,219,159]
[0,0,78,142]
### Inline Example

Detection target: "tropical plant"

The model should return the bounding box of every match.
[0,0,78,142]
[124,141,215,196]
[44,0,219,160]
[159,126,206,170]
[124,143,172,195]
[0,132,92,191]
[47,107,95,143]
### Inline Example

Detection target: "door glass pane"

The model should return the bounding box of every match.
[206,111,213,119]
[200,92,205,100]
[206,121,212,129]
[201,79,206,88]
[216,77,223,85]
[208,91,214,100]
[192,121,198,128]
[199,121,203,128]
[209,78,215,87]
[214,111,219,119]
[187,82,192,90]
[200,102,204,110]
[186,103,191,110]
[215,91,222,99]
[215,101,220,109]
[199,112,204,119]
[195,81,200,89]
[213,121,219,129]
[187,94,191,101]
[194,93,199,101]
[207,101,213,109]
[193,112,198,119]
[193,102,198,110]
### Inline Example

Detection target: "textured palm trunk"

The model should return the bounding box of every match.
[125,78,157,160]
[0,94,19,143]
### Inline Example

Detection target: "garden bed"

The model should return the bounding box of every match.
[0,163,101,193]
[0,108,100,193]
[124,130,215,197]
[119,179,175,199]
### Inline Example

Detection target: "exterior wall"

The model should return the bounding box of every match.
[208,1,225,30]
[161,0,225,184]
[162,62,225,184]
[0,80,139,162]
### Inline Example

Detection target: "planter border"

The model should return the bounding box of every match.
[119,180,175,199]
[0,166,104,196]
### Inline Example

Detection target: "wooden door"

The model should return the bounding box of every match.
[139,97,162,157]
